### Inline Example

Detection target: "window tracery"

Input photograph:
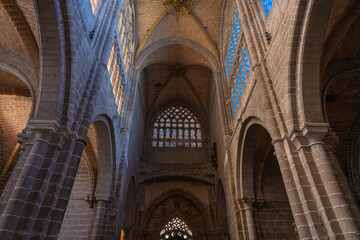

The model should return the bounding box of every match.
[223,10,252,118]
[152,106,202,148]
[106,0,135,117]
[159,217,193,240]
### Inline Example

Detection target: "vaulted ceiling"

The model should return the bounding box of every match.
[135,0,222,120]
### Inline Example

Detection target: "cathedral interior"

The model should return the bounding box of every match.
[0,0,360,239]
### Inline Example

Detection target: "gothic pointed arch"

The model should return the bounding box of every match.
[140,189,212,240]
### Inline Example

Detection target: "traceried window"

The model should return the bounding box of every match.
[152,106,202,148]
[261,0,273,16]
[106,0,135,119]
[223,10,252,118]
[159,217,193,240]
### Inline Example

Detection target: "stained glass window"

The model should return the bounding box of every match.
[197,129,201,140]
[242,48,250,75]
[234,82,240,107]
[232,93,237,116]
[152,106,203,148]
[229,39,235,59]
[240,63,246,86]
[261,0,273,16]
[159,129,164,139]
[234,14,241,35]
[232,28,238,47]
[178,129,183,139]
[159,217,193,239]
[227,50,232,69]
[165,129,170,139]
[185,129,189,140]
[153,128,158,139]
[236,72,243,97]
[225,60,230,79]
[190,130,195,140]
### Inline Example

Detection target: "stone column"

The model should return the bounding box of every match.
[90,198,114,240]
[292,126,359,239]
[0,121,86,239]
[273,139,313,239]
[238,198,257,240]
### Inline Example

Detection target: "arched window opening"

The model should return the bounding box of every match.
[261,0,273,16]
[159,217,193,240]
[107,43,127,117]
[223,10,252,118]
[152,106,203,148]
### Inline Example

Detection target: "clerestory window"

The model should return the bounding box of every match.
[152,106,202,148]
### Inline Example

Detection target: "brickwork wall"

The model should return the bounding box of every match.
[0,94,31,191]
[59,155,96,240]
[256,154,297,239]
[256,202,296,240]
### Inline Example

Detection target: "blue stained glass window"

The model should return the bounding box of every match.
[153,128,158,139]
[197,142,203,148]
[152,141,157,147]
[232,28,237,47]
[236,72,243,97]
[240,63,246,87]
[229,39,235,59]
[196,123,200,128]
[159,141,164,147]
[197,129,201,140]
[191,142,196,148]
[172,129,177,139]
[242,48,250,75]
[159,129,164,139]
[178,142,183,147]
[165,141,170,147]
[261,0,273,16]
[171,141,177,147]
[185,142,190,148]
[227,50,232,69]
[165,129,170,139]
[190,129,196,140]
[232,93,237,116]
[225,60,230,79]
[234,83,240,107]
[185,129,189,140]
[234,14,241,35]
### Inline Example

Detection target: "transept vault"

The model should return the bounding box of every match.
[0,0,359,239]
